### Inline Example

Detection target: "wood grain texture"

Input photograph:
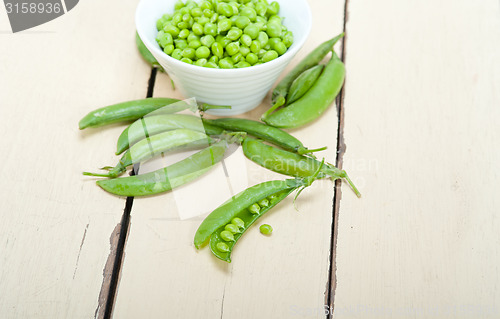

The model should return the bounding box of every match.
[334,0,500,318]
[0,0,152,317]
[112,0,346,318]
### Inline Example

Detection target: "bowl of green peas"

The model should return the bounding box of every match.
[136,0,312,115]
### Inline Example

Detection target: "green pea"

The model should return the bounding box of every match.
[200,1,212,10]
[182,13,191,22]
[225,224,241,234]
[204,22,217,36]
[274,41,287,55]
[217,36,231,48]
[217,18,232,33]
[235,16,251,29]
[210,12,219,23]
[240,7,257,22]
[177,21,189,30]
[187,33,200,42]
[244,24,260,39]
[174,0,184,11]
[258,198,270,207]
[211,42,223,58]
[257,31,269,47]
[195,58,208,67]
[192,22,204,35]
[229,2,239,15]
[268,15,281,24]
[231,217,245,229]
[156,19,166,31]
[268,37,281,49]
[235,61,251,68]
[205,61,219,68]
[208,55,219,64]
[163,44,175,55]
[182,47,196,59]
[196,16,210,25]
[188,40,201,49]
[171,48,182,60]
[171,13,182,25]
[250,40,261,54]
[246,52,258,65]
[217,3,233,17]
[226,42,240,56]
[159,32,173,48]
[231,52,243,63]
[227,27,243,41]
[255,2,266,16]
[180,57,193,64]
[259,224,273,235]
[268,193,279,203]
[174,39,188,50]
[257,48,267,58]
[267,2,280,15]
[255,16,267,26]
[283,31,293,48]
[179,7,189,15]
[239,45,250,57]
[266,22,282,38]
[216,242,230,252]
[220,230,235,241]
[191,7,203,17]
[202,8,213,17]
[200,34,215,47]
[219,57,234,69]
[240,34,252,47]
[163,25,180,37]
[249,203,261,215]
[262,50,278,62]
[178,28,190,39]
[195,46,211,59]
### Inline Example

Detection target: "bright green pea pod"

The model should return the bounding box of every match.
[96,140,228,197]
[84,129,212,178]
[208,185,297,262]
[242,138,360,197]
[194,178,304,250]
[286,64,324,104]
[117,114,224,155]
[269,33,344,107]
[262,52,345,129]
[136,32,164,72]
[78,98,183,130]
[201,118,326,155]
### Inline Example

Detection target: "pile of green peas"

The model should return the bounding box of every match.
[155,0,293,68]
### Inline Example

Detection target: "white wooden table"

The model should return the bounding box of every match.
[1,0,499,318]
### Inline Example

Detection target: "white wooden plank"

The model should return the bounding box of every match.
[113,0,346,318]
[334,0,500,318]
[0,0,152,317]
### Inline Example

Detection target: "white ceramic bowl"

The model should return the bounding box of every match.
[136,0,311,115]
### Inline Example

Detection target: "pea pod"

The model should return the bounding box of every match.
[270,33,344,108]
[136,32,164,72]
[202,118,325,155]
[96,140,228,196]
[242,138,360,197]
[84,129,212,178]
[194,178,306,252]
[117,114,224,155]
[286,64,324,104]
[262,52,345,128]
[78,98,183,130]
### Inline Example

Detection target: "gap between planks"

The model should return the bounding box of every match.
[95,68,159,319]
[326,0,350,317]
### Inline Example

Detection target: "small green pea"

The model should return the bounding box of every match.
[244,24,260,39]
[180,57,193,64]
[205,61,219,68]
[163,44,175,55]
[220,230,235,241]
[208,55,219,64]
[266,22,282,38]
[159,32,173,48]
[182,47,196,59]
[200,34,215,47]
[239,45,250,57]
[177,21,189,30]
[262,50,278,62]
[235,16,251,29]
[178,28,190,39]
[225,224,241,234]
[204,22,217,36]
[250,40,261,54]
[188,40,201,49]
[246,52,258,65]
[274,41,287,55]
[249,203,261,215]
[227,27,243,41]
[240,7,257,22]
[231,217,245,229]
[200,1,212,11]
[268,37,281,50]
[258,198,270,207]
[231,52,243,63]
[210,12,219,23]
[283,31,293,48]
[259,224,273,235]
[182,13,191,22]
[202,8,213,17]
[235,61,251,68]
[163,25,180,37]
[217,3,233,17]
[174,39,188,50]
[268,193,279,203]
[171,13,182,25]
[267,1,280,15]
[174,0,184,11]
[217,18,232,33]
[257,31,269,48]
[196,16,210,25]
[257,48,267,58]
[192,22,204,35]
[216,242,230,252]
[191,7,203,17]
[217,36,231,48]
[171,48,182,60]
[255,2,266,16]
[195,58,208,67]
[240,34,252,47]
[219,57,234,69]
[211,42,223,58]
[195,46,211,59]
[187,33,200,43]
[226,42,240,56]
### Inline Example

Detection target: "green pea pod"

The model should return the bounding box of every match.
[96,140,228,197]
[242,138,360,197]
[84,129,212,178]
[262,52,345,128]
[208,185,297,262]
[286,64,324,104]
[201,118,326,155]
[270,33,344,106]
[136,32,164,72]
[117,114,224,155]
[194,178,306,251]
[78,98,183,130]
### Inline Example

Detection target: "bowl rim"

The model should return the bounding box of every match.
[135,0,312,75]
